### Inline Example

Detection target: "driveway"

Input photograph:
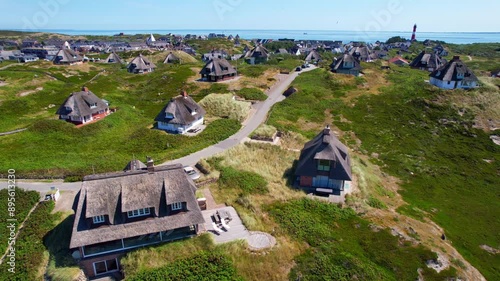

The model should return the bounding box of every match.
[164,66,317,166]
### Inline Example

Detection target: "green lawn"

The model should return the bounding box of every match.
[266,66,500,279]
[0,61,241,178]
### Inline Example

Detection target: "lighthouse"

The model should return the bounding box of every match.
[411,24,417,41]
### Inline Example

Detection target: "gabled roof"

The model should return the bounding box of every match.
[124,159,147,171]
[70,163,205,249]
[155,92,206,125]
[53,48,82,63]
[330,53,362,71]
[430,56,478,82]
[127,54,156,71]
[199,58,236,77]
[56,88,108,117]
[105,52,122,64]
[409,50,445,70]
[295,127,352,181]
[349,45,372,61]
[163,52,179,64]
[245,45,270,58]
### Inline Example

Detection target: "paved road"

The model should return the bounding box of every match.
[164,66,317,166]
[0,66,316,193]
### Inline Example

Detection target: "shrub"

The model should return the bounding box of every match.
[236,88,267,101]
[250,124,277,140]
[199,94,251,122]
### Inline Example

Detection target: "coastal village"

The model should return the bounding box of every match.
[0,25,499,281]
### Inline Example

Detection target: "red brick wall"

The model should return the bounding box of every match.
[80,252,124,278]
[300,176,313,187]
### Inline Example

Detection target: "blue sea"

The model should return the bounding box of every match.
[12,29,500,44]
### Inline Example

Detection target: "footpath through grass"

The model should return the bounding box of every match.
[267,66,500,279]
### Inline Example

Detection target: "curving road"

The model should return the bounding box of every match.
[0,66,316,193]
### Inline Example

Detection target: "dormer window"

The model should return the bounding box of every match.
[127,208,150,218]
[171,202,183,211]
[66,106,72,112]
[165,112,174,119]
[90,103,97,109]
[456,73,464,79]
[93,215,105,224]
[318,159,331,171]
[191,110,197,116]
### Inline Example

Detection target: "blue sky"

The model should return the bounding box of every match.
[0,0,498,32]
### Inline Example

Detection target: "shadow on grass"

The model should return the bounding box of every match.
[283,159,298,189]
[44,213,78,268]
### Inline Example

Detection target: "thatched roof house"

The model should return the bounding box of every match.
[199,58,237,82]
[127,54,156,74]
[430,56,478,89]
[163,52,179,64]
[295,126,352,196]
[349,45,372,62]
[105,52,122,64]
[155,91,206,134]
[388,56,409,66]
[70,161,205,278]
[56,87,109,125]
[305,50,322,63]
[53,48,82,65]
[409,50,445,72]
[330,53,362,76]
[244,45,269,64]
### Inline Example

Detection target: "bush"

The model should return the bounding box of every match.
[127,251,243,281]
[237,88,267,101]
[199,94,251,122]
[250,124,277,140]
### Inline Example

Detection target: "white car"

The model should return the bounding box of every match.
[183,166,200,180]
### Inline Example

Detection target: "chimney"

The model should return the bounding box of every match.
[182,90,188,98]
[82,86,89,92]
[146,156,154,173]
[323,125,331,136]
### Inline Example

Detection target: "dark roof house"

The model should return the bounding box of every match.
[155,91,206,134]
[199,58,237,82]
[56,87,109,125]
[409,50,445,72]
[349,45,372,62]
[53,48,83,65]
[295,126,352,196]
[127,54,156,74]
[69,160,205,278]
[429,56,478,89]
[330,53,362,76]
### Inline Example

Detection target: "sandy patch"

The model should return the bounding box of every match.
[18,87,43,97]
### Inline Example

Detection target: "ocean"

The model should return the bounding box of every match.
[16,29,500,44]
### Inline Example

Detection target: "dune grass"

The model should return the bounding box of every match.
[199,93,251,122]
[265,64,500,280]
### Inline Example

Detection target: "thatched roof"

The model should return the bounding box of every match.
[349,46,372,61]
[295,126,352,181]
[163,52,179,64]
[409,50,445,70]
[305,50,321,62]
[245,45,270,58]
[430,56,478,82]
[124,159,147,171]
[330,53,362,71]
[127,54,156,72]
[105,52,122,64]
[155,92,206,125]
[56,87,108,117]
[53,48,82,64]
[199,58,236,77]
[70,163,204,249]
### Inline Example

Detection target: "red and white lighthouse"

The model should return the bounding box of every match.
[411,24,417,41]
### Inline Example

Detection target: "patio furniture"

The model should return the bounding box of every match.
[220,218,230,230]
[212,222,222,233]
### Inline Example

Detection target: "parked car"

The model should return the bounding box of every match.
[295,67,302,72]
[183,166,200,180]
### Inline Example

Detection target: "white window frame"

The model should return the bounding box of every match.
[127,208,150,218]
[171,202,183,211]
[93,215,105,224]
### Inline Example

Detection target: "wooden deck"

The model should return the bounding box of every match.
[202,207,250,244]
